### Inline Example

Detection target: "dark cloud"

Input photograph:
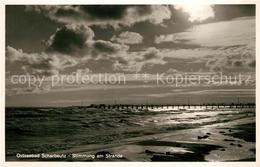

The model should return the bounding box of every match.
[79,5,129,20]
[46,24,94,54]
[54,7,81,18]
[34,23,131,74]
[26,5,172,28]
[45,24,129,58]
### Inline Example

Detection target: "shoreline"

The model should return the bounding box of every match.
[51,117,256,162]
[7,116,255,162]
[6,108,255,162]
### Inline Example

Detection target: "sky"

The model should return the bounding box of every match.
[5,5,256,106]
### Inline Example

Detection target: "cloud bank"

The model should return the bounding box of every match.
[26,5,172,28]
[155,17,255,72]
[7,6,256,77]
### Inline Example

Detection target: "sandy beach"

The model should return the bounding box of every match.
[50,115,255,162]
[6,107,255,161]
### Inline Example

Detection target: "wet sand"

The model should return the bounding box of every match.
[6,107,255,161]
[49,117,255,162]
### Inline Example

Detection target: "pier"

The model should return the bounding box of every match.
[85,103,255,110]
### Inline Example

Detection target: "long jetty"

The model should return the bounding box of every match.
[85,103,255,109]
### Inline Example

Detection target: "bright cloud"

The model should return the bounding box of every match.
[111,31,144,44]
[156,17,255,48]
[155,17,255,72]
[174,5,215,22]
[6,46,78,76]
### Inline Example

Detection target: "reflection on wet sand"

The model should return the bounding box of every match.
[6,107,255,161]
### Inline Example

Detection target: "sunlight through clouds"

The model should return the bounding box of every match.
[174,5,215,22]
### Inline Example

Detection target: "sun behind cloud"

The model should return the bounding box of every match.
[174,4,215,22]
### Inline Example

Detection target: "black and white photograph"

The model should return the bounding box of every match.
[2,1,258,164]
